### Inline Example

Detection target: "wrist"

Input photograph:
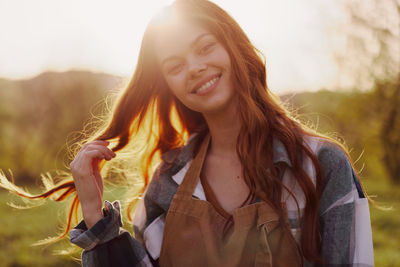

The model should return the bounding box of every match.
[81,200,102,214]
[83,210,103,229]
[81,205,104,229]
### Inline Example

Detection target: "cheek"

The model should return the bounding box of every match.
[165,75,187,99]
[213,46,231,67]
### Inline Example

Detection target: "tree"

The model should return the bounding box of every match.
[0,71,124,184]
[334,0,400,183]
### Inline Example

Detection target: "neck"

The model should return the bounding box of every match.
[202,101,241,157]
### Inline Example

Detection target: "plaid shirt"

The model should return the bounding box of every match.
[70,134,374,267]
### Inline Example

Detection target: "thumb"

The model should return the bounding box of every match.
[91,158,100,175]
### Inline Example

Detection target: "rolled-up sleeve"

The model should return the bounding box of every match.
[70,200,153,267]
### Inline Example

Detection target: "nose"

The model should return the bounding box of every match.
[188,56,207,78]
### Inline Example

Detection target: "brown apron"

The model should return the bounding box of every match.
[159,133,303,267]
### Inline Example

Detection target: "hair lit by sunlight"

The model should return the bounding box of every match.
[150,1,185,29]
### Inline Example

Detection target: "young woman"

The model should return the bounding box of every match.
[2,0,374,266]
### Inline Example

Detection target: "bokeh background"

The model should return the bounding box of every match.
[0,0,399,266]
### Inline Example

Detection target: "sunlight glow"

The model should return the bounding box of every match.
[0,0,347,93]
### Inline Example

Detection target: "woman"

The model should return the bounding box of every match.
[68,0,374,266]
[2,0,374,266]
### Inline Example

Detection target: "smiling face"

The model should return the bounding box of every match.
[154,22,237,115]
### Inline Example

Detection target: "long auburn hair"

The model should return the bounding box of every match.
[0,0,368,263]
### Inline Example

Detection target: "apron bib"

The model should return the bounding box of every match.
[159,133,303,267]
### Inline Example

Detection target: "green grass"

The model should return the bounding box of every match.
[363,178,400,267]
[0,178,399,267]
[0,186,129,267]
[0,190,80,266]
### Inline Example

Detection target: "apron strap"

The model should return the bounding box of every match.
[176,133,211,197]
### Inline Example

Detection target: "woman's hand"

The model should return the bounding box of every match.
[70,140,116,228]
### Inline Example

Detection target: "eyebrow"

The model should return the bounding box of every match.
[160,33,213,67]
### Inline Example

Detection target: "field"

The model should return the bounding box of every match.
[0,186,126,267]
[0,177,399,267]
[363,178,400,266]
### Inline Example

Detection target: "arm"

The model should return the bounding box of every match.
[69,138,194,266]
[317,144,374,266]
[70,200,154,267]
[67,139,153,266]
[69,159,176,267]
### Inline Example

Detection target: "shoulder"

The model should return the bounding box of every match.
[302,134,348,161]
[302,135,360,202]
[313,137,354,191]
[304,135,366,214]
[303,134,352,180]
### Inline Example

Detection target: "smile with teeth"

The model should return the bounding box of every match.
[193,76,220,94]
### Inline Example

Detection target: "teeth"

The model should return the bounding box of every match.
[195,77,219,94]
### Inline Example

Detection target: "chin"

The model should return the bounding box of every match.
[199,98,236,115]
[180,86,236,114]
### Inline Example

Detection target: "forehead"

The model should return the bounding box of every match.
[154,22,211,64]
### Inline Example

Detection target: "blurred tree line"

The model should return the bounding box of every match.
[282,89,394,184]
[332,0,400,183]
[0,71,125,185]
[0,69,398,186]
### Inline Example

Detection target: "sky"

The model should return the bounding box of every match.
[0,0,351,93]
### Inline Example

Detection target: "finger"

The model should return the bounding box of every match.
[91,158,104,178]
[71,150,105,178]
[81,150,109,166]
[84,145,116,159]
[81,140,110,149]
[92,158,101,174]
[73,148,103,167]
[71,145,115,178]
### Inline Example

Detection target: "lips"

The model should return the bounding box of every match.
[190,73,222,94]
